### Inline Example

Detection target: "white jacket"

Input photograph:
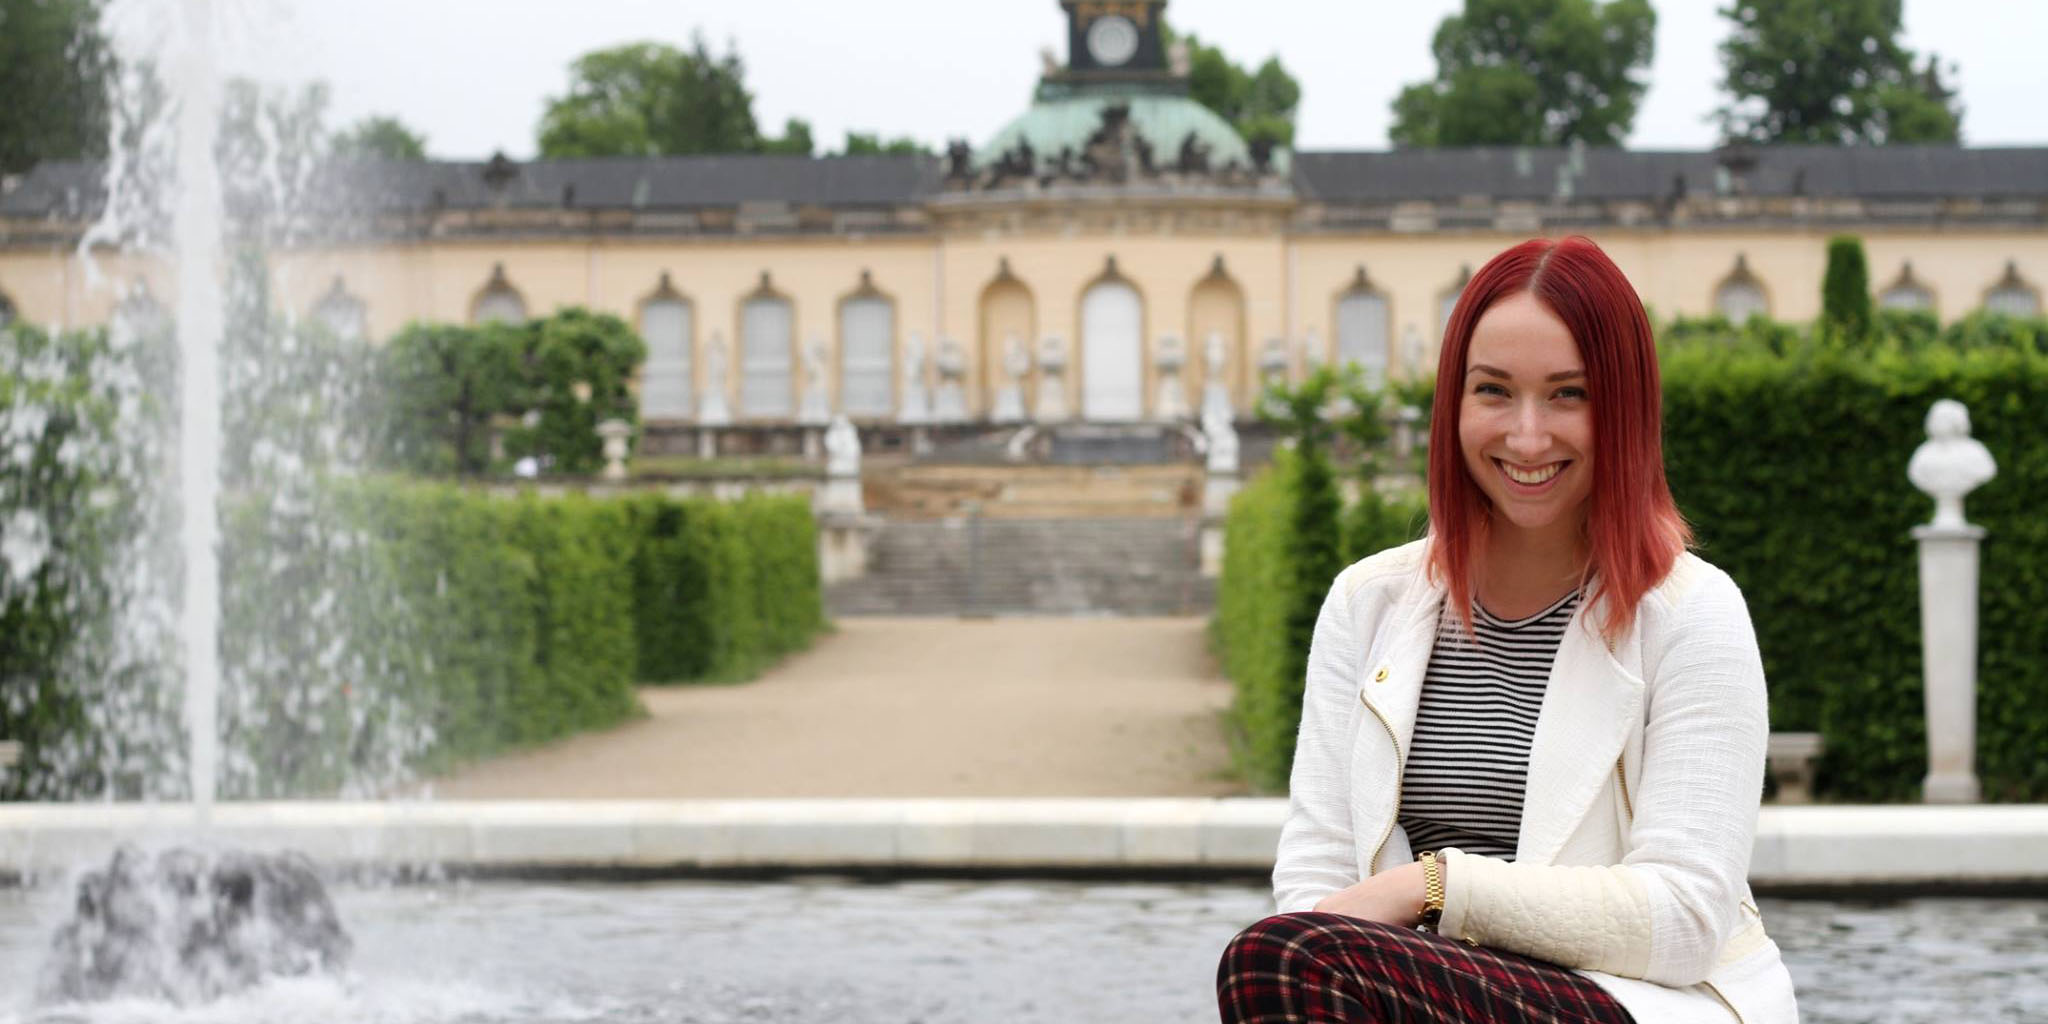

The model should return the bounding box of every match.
[1274,538,1800,1024]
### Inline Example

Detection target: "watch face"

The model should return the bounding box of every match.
[1086,15,1140,67]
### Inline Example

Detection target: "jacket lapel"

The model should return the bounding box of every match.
[1516,602,1646,865]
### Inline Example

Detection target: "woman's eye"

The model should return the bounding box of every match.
[1554,386,1588,400]
[1474,383,1508,397]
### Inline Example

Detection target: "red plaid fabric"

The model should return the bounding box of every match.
[1217,912,1636,1023]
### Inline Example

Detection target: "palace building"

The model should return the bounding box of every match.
[3,0,2047,451]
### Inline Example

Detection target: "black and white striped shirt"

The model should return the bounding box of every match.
[1398,590,1580,861]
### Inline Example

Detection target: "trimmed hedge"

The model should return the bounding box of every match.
[1663,342,2048,801]
[1213,446,1418,794]
[629,492,826,684]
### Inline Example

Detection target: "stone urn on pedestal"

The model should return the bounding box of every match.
[597,419,633,481]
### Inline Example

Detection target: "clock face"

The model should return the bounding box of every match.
[1086,15,1140,67]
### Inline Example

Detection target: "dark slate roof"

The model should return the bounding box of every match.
[6,146,2046,220]
[0,154,942,218]
[1292,145,2048,203]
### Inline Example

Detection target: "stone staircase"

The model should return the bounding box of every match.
[826,515,1213,616]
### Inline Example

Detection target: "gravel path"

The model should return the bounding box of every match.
[427,617,1247,799]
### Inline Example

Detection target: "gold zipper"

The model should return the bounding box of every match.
[1616,754,1634,821]
[1359,689,1406,873]
[1702,980,1747,1024]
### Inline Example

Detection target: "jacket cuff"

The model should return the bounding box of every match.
[1439,848,1655,979]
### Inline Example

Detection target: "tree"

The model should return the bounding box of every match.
[1821,235,1873,343]
[1166,26,1302,147]
[1716,0,1962,144]
[1388,0,1655,148]
[0,0,116,175]
[838,131,927,157]
[332,116,428,160]
[537,36,763,157]
[758,117,813,157]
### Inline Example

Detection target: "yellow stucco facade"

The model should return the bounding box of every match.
[5,194,2046,428]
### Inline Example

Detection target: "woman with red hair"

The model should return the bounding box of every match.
[1218,236,1798,1023]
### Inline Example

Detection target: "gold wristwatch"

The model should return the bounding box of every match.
[1419,850,1445,931]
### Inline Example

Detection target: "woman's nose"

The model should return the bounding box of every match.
[1506,403,1550,456]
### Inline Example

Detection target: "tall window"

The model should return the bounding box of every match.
[741,284,795,418]
[640,278,693,419]
[1335,268,1390,390]
[1438,265,1469,339]
[1714,256,1769,323]
[1985,262,2041,317]
[312,277,368,342]
[839,277,895,417]
[473,264,527,325]
[1879,263,1933,312]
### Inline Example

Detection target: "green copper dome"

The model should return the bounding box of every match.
[977,82,1286,176]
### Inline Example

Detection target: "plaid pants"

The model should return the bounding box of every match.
[1217,912,1637,1023]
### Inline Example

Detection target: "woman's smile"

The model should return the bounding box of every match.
[1495,458,1570,490]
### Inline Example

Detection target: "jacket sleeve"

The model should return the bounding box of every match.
[1436,571,1769,986]
[1272,570,1365,914]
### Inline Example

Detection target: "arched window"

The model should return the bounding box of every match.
[1335,265,1391,391]
[639,272,693,420]
[1985,261,2042,317]
[838,271,895,418]
[1714,255,1769,323]
[1080,261,1144,422]
[1878,262,1934,312]
[472,263,527,325]
[1438,265,1470,339]
[312,276,368,342]
[740,273,795,418]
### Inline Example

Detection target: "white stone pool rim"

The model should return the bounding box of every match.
[2,800,2042,889]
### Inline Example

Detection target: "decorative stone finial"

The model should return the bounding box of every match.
[1908,399,1997,529]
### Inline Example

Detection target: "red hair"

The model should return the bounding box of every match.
[1425,236,1691,642]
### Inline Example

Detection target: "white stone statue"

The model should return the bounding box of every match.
[1402,324,1427,379]
[698,333,732,426]
[820,414,864,515]
[1908,399,1997,529]
[825,414,860,477]
[932,336,969,423]
[991,332,1030,423]
[798,337,831,426]
[1201,331,1234,423]
[1035,335,1070,422]
[1203,406,1239,476]
[1154,334,1189,420]
[898,333,931,424]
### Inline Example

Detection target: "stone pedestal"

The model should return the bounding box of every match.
[816,511,878,585]
[1766,731,1825,804]
[597,419,632,481]
[1915,523,1985,803]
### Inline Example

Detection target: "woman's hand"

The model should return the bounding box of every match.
[1312,861,1431,926]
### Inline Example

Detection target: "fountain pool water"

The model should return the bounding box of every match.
[2,880,2046,1023]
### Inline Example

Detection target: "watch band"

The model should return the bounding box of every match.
[1419,850,1446,931]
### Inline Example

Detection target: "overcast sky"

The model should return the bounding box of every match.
[216,0,2047,160]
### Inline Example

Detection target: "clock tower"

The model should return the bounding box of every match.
[1060,1,1170,79]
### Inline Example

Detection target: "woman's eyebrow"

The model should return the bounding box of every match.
[1465,364,1586,381]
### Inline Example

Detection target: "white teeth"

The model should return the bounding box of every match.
[1501,461,1563,485]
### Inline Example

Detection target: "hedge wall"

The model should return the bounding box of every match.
[629,492,825,684]
[1662,343,2048,801]
[4,463,827,796]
